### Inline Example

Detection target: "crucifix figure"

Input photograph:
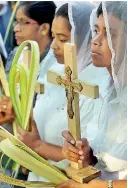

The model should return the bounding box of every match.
[47,43,100,183]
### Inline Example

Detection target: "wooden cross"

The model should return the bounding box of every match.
[47,43,100,183]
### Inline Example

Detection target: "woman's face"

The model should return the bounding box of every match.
[13,6,41,45]
[51,16,71,64]
[91,14,112,70]
[91,13,125,75]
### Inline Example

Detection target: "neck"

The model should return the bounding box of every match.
[38,36,51,56]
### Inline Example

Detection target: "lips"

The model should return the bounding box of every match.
[53,52,61,58]
[91,50,102,56]
[15,35,21,40]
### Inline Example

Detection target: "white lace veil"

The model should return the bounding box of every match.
[90,1,127,163]
[67,2,95,72]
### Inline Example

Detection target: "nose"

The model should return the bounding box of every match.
[13,23,21,33]
[51,38,59,50]
[91,34,102,47]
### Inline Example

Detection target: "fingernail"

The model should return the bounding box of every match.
[78,150,83,155]
[80,156,84,160]
[78,160,83,163]
[71,140,75,144]
[77,140,82,145]
[3,105,7,109]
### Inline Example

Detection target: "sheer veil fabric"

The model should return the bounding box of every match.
[90,1,127,179]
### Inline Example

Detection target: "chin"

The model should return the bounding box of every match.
[16,40,23,46]
[92,59,103,68]
[56,58,64,64]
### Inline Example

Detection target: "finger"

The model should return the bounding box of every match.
[68,156,79,163]
[68,151,80,160]
[0,104,8,113]
[0,96,9,102]
[2,96,10,101]
[66,142,79,154]
[17,126,27,136]
[0,115,14,125]
[6,101,13,115]
[81,138,89,147]
[17,134,24,142]
[78,159,84,164]
[62,130,75,145]
[30,119,38,133]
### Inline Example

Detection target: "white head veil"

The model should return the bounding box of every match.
[90,1,127,172]
[65,2,95,72]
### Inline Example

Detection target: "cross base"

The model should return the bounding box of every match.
[65,165,101,183]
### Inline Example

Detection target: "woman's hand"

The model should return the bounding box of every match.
[0,96,15,125]
[17,118,41,151]
[62,130,95,166]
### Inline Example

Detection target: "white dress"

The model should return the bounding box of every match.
[28,63,111,185]
[82,76,127,180]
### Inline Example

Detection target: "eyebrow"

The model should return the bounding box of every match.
[94,24,106,30]
[52,32,68,38]
[94,24,99,29]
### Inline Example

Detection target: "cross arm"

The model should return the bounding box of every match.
[47,70,65,87]
[73,79,99,99]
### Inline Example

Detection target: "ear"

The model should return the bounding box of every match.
[40,23,50,36]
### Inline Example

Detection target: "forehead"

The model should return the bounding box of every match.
[97,13,124,32]
[16,6,30,20]
[52,16,70,34]
[97,14,105,28]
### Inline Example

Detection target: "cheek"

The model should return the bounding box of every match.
[59,42,65,54]
[102,40,112,67]
[25,28,39,40]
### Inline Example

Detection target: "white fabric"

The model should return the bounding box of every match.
[29,0,126,184]
[33,50,66,139]
[28,63,110,186]
[68,2,95,72]
[28,48,67,186]
[0,2,7,16]
[89,1,127,180]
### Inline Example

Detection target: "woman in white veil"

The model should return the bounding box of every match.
[24,1,109,186]
[27,2,99,185]
[57,1,127,188]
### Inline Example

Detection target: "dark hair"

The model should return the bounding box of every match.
[55,3,71,30]
[97,3,102,18]
[18,1,56,36]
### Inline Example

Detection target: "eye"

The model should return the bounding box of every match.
[52,35,55,40]
[93,29,99,35]
[60,39,67,43]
